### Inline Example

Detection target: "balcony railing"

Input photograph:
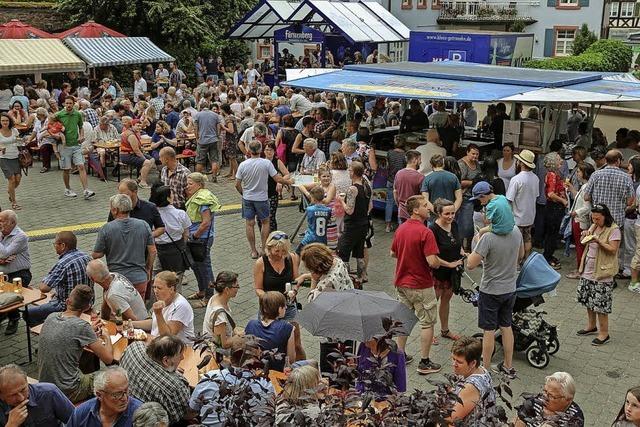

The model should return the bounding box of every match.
[437,1,537,24]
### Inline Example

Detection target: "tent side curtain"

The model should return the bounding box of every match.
[0,39,85,76]
[63,37,174,68]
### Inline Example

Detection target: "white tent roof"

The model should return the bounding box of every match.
[499,87,640,103]
[228,0,298,39]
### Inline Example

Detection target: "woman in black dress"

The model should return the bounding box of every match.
[430,198,465,342]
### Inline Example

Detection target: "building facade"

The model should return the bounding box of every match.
[375,0,606,58]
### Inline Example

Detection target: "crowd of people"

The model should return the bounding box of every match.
[0,60,639,426]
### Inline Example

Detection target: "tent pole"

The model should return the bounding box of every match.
[543,102,551,152]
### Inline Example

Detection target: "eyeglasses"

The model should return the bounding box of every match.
[104,389,129,400]
[270,232,289,241]
[542,389,565,401]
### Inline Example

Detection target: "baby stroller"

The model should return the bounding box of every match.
[458,252,561,369]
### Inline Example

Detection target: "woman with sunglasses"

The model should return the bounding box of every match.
[254,230,306,360]
[204,271,240,349]
[576,203,620,346]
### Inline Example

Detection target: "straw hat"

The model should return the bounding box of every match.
[514,149,535,169]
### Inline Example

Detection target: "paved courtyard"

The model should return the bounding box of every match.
[0,163,638,426]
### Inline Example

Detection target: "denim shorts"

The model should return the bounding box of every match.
[478,291,516,330]
[242,198,270,221]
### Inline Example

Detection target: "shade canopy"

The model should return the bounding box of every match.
[284,61,640,103]
[63,37,174,68]
[0,39,85,76]
[0,19,53,39]
[56,20,126,39]
[228,0,409,43]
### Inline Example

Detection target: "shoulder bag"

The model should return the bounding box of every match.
[163,230,192,270]
[187,217,213,263]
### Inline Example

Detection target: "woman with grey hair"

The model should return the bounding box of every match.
[514,371,584,426]
[28,107,56,173]
[543,151,568,269]
[133,402,169,427]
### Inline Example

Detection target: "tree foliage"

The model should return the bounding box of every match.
[55,0,257,70]
[571,23,597,56]
[525,39,632,72]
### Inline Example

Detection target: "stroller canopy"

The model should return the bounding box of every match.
[516,252,561,298]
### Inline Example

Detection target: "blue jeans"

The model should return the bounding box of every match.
[385,181,398,224]
[191,236,214,298]
[25,299,65,326]
[456,198,475,240]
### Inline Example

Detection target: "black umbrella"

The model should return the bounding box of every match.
[297,289,418,342]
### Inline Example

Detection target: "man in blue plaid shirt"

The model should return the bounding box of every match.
[25,231,92,326]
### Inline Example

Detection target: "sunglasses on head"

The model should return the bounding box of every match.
[270,232,289,241]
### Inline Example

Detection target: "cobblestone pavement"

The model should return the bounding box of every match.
[1,163,639,426]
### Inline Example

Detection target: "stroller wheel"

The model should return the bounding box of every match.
[546,336,560,355]
[526,345,550,369]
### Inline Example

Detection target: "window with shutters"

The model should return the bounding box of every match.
[417,0,428,8]
[402,0,413,9]
[554,28,576,56]
[610,2,619,16]
[558,0,578,5]
[620,1,635,16]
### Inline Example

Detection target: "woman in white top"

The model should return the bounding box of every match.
[0,113,22,210]
[565,162,595,279]
[497,143,516,191]
[203,271,240,349]
[330,151,351,236]
[299,243,353,302]
[150,185,191,280]
[133,271,195,345]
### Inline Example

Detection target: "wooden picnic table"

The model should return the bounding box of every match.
[0,282,46,362]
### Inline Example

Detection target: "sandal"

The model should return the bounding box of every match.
[193,298,209,309]
[549,260,561,270]
[565,271,581,279]
[186,292,205,300]
[441,330,461,341]
[432,336,439,345]
[11,203,21,211]
[576,327,597,336]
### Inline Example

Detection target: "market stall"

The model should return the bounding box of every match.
[284,60,640,209]
[62,36,174,68]
[0,38,85,79]
[228,0,409,84]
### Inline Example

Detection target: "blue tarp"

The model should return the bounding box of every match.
[345,61,603,87]
[283,68,535,102]
[284,61,640,103]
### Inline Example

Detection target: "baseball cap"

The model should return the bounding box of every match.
[469,181,493,200]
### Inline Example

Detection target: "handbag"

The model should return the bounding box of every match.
[276,141,287,163]
[18,147,33,175]
[187,218,213,263]
[163,230,192,270]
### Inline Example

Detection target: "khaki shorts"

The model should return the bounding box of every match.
[66,372,95,404]
[396,287,437,328]
[631,224,640,270]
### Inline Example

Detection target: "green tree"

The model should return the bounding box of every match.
[525,39,632,72]
[571,23,597,56]
[55,0,256,72]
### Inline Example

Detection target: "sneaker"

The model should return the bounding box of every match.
[629,282,640,294]
[417,359,441,375]
[84,189,96,200]
[493,362,517,380]
[64,189,77,198]
[404,354,414,365]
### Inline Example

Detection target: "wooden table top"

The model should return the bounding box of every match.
[0,284,46,313]
[94,141,120,149]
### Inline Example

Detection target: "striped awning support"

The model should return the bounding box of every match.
[0,38,85,76]
[63,37,174,68]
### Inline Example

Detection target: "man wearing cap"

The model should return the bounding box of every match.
[400,100,429,134]
[470,181,515,237]
[506,149,539,258]
[467,200,524,380]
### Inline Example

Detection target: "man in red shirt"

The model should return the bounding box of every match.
[391,194,451,375]
[393,150,423,223]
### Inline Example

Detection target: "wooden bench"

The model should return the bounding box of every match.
[176,153,196,170]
